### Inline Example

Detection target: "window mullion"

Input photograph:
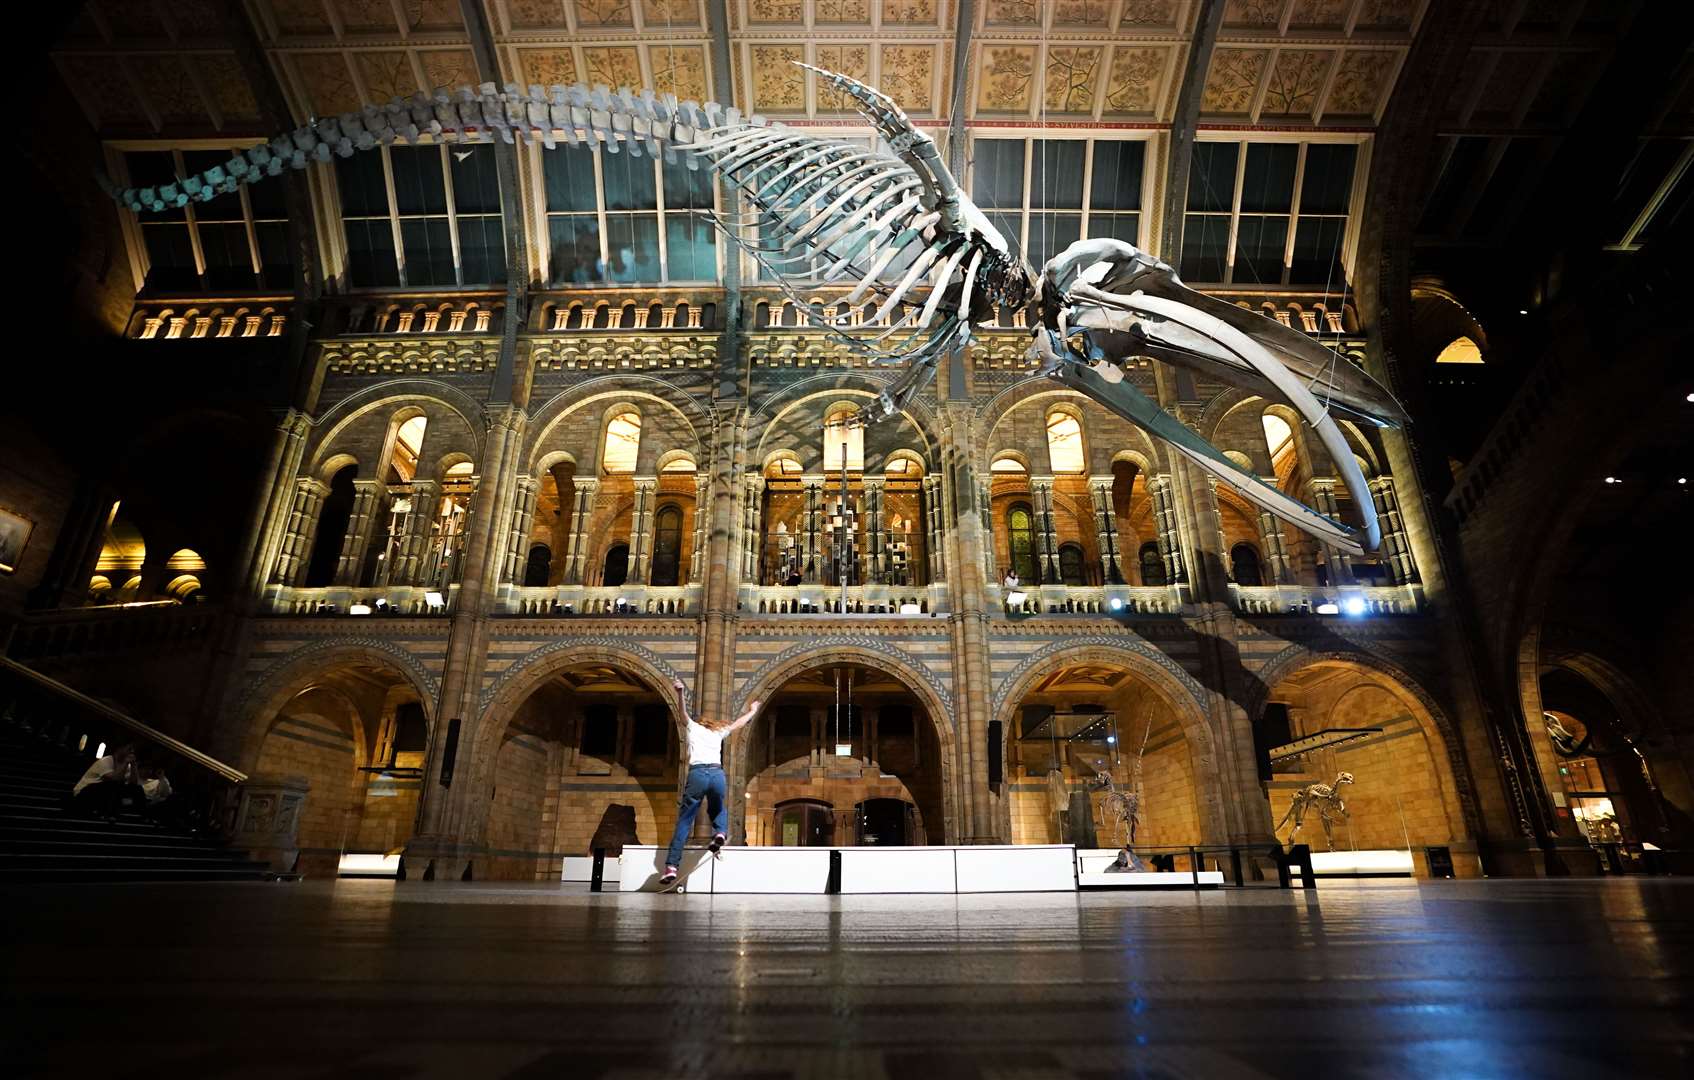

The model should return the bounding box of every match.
[439,145,465,286]
[381,146,406,287]
[652,155,669,282]
[1225,141,1247,286]
[1283,143,1307,287]
[176,151,209,282]
[1020,137,1033,259]
[1080,139,1094,236]
[592,149,610,277]
[237,182,262,277]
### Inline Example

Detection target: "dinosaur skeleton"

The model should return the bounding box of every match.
[1088,709,1152,849]
[106,65,1404,555]
[1276,771,1354,851]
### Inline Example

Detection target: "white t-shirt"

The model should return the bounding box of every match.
[73,756,115,797]
[685,719,725,767]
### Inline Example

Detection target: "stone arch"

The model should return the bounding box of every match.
[727,639,960,844]
[226,638,439,775]
[746,372,941,439]
[1249,645,1481,844]
[478,637,686,737]
[525,380,710,475]
[305,381,487,474]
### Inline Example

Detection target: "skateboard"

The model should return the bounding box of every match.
[657,838,725,893]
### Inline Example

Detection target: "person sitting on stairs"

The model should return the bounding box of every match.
[71,743,145,821]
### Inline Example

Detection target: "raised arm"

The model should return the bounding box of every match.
[672,679,694,726]
[726,699,762,734]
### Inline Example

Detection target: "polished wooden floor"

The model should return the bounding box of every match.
[6,878,1690,1078]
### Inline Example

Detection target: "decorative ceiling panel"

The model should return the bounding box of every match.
[1103,45,1170,116]
[1118,0,1183,30]
[650,44,709,102]
[814,44,872,111]
[200,54,262,123]
[419,49,479,90]
[984,1,1040,29]
[1051,1,1113,30]
[882,0,940,27]
[977,44,1037,114]
[400,0,465,33]
[572,0,635,28]
[582,45,643,88]
[881,43,941,115]
[356,51,419,102]
[1044,46,1104,115]
[334,0,402,34]
[1261,48,1334,119]
[1323,49,1397,118]
[1223,0,1283,30]
[58,54,146,127]
[1288,0,1350,31]
[1355,0,1417,33]
[292,52,362,115]
[129,55,207,125]
[750,44,806,113]
[269,0,336,37]
[519,47,579,87]
[748,0,804,24]
[1202,47,1268,115]
[643,1,704,28]
[505,0,568,31]
[815,0,873,24]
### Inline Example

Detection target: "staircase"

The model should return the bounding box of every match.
[0,723,272,882]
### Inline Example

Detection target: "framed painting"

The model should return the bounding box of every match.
[0,506,34,574]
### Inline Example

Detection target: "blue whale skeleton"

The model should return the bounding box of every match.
[108,65,1406,557]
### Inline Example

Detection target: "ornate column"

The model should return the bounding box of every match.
[269,477,327,586]
[862,476,886,584]
[739,473,764,583]
[1309,478,1356,585]
[629,477,657,583]
[922,474,946,583]
[690,472,710,584]
[239,410,310,600]
[1088,474,1124,585]
[1031,476,1061,583]
[1368,475,1420,585]
[1147,474,1187,585]
[501,475,539,586]
[801,475,824,584]
[562,477,599,585]
[333,480,382,586]
[392,481,440,586]
[1255,497,1296,585]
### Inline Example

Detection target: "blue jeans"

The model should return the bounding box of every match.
[665,764,727,868]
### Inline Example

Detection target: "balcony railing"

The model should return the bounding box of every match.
[740,583,942,616]
[6,602,227,663]
[266,584,460,616]
[505,584,697,616]
[1231,583,1424,616]
[995,585,1182,615]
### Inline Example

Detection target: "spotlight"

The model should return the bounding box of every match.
[1106,735,1117,745]
[1109,597,1124,611]
[1342,596,1367,617]
[1687,393,1693,403]
[1518,309,1528,315]
[1316,601,1340,615]
[1681,478,1688,485]
[1604,476,1619,484]
[349,603,373,615]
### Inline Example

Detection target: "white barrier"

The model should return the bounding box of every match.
[955,845,1076,892]
[616,844,1078,894]
[337,853,401,878]
[1295,849,1414,877]
[561,855,620,884]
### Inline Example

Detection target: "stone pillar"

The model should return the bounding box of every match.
[689,472,710,584]
[1310,478,1355,586]
[810,704,827,767]
[629,477,657,584]
[501,475,539,586]
[562,477,599,585]
[1147,474,1186,584]
[239,411,311,600]
[28,481,118,609]
[802,476,824,584]
[1255,498,1296,585]
[269,477,327,586]
[740,474,764,583]
[1031,476,1061,583]
[390,481,440,586]
[922,474,946,583]
[978,478,994,583]
[863,477,886,584]
[333,480,382,586]
[1368,475,1420,585]
[1088,474,1124,585]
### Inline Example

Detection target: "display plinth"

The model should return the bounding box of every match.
[1293,849,1415,877]
[617,844,1077,894]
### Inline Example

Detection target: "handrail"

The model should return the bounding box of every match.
[0,655,248,784]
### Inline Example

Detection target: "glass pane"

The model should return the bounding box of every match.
[1290,216,1346,284]
[126,151,186,221]
[1300,144,1357,214]
[246,159,288,219]
[665,214,718,281]
[662,156,714,210]
[199,221,254,290]
[543,146,599,212]
[971,139,1026,209]
[986,210,1022,254]
[1087,211,1140,244]
[141,223,197,290]
[1090,141,1145,210]
[1026,213,1081,271]
[547,215,602,284]
[457,215,507,285]
[1179,215,1229,282]
[182,150,245,222]
[343,218,400,286]
[1233,215,1289,284]
[336,152,391,218]
[255,221,294,289]
[1031,140,1085,210]
[449,144,501,214]
[390,146,448,215]
[1241,144,1297,213]
[1187,143,1238,212]
[602,151,658,211]
[400,217,455,285]
[605,214,661,282]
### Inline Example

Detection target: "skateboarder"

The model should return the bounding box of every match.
[660,679,762,886]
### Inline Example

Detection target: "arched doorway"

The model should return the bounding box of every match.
[1537,665,1679,851]
[480,661,679,880]
[1258,658,1472,872]
[243,659,430,876]
[735,662,945,847]
[1001,661,1207,851]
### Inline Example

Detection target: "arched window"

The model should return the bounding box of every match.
[303,464,357,587]
[523,543,552,587]
[1058,542,1087,586]
[390,415,427,483]
[991,453,1027,474]
[1230,542,1263,587]
[1139,541,1166,586]
[1045,410,1085,473]
[1434,335,1483,364]
[650,505,683,586]
[1007,504,1038,584]
[1262,413,1294,462]
[822,403,864,471]
[602,411,641,473]
[602,542,630,586]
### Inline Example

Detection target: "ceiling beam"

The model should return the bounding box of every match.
[1158,0,1226,266]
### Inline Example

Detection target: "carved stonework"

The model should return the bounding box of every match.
[234,774,310,876]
